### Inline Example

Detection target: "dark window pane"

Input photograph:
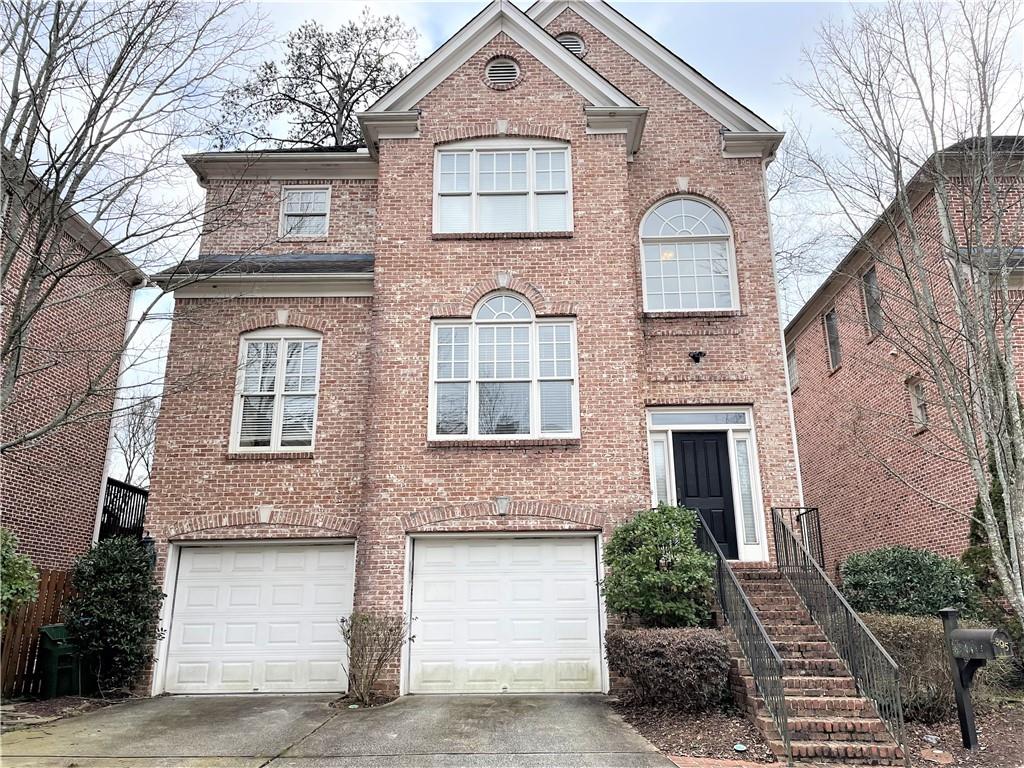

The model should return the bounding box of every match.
[862,267,884,336]
[436,383,468,435]
[478,382,530,435]
[825,309,842,369]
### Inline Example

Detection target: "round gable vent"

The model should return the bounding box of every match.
[556,33,585,56]
[485,57,521,88]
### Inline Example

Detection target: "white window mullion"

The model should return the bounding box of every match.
[271,338,287,450]
[468,322,479,437]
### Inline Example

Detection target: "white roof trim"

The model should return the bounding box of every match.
[365,0,637,114]
[184,152,378,184]
[529,1,776,134]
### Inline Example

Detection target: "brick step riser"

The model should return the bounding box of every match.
[769,740,904,764]
[733,658,851,677]
[728,639,836,660]
[752,696,879,718]
[735,674,861,702]
[757,717,890,739]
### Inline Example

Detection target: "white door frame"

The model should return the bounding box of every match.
[646,406,769,562]
[151,537,356,696]
[400,531,608,695]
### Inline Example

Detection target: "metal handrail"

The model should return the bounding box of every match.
[771,508,908,766]
[694,513,791,763]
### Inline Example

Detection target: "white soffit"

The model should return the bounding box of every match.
[365,0,637,114]
[528,1,777,135]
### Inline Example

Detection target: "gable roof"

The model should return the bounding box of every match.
[528,1,777,135]
[358,0,646,156]
[366,0,637,113]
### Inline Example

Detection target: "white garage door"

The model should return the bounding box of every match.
[409,537,603,693]
[165,542,354,693]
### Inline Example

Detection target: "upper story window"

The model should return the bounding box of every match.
[280,186,329,238]
[824,307,842,370]
[429,293,578,441]
[232,328,322,452]
[908,376,929,430]
[640,197,738,312]
[786,348,799,390]
[434,139,572,234]
[862,266,884,336]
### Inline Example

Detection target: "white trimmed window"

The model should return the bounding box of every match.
[232,328,322,452]
[824,307,842,370]
[641,197,738,312]
[908,377,929,430]
[434,139,572,234]
[280,186,330,237]
[786,348,799,390]
[429,293,578,440]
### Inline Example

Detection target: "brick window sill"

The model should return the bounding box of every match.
[431,231,573,241]
[827,365,843,377]
[427,438,581,450]
[226,451,315,461]
[643,310,743,320]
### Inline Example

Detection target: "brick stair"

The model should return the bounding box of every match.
[727,568,904,765]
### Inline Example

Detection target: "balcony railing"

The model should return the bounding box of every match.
[98,477,149,541]
[771,508,908,766]
[772,506,824,569]
[694,512,791,763]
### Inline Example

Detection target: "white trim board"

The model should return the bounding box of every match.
[529,1,777,135]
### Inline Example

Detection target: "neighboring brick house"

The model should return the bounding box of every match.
[1,204,144,569]
[148,0,801,697]
[785,139,1024,577]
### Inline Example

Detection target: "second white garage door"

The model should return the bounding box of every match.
[165,542,354,694]
[408,536,603,693]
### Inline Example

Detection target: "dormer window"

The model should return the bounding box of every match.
[280,186,329,238]
[434,139,572,235]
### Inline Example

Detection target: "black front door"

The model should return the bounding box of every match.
[672,431,739,560]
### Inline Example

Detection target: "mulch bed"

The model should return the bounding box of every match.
[612,700,776,763]
[329,693,397,709]
[905,702,1024,768]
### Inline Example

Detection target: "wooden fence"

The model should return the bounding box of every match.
[1,569,73,698]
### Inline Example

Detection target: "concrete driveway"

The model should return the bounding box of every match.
[1,694,674,767]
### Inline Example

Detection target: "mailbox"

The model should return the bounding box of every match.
[949,628,1011,661]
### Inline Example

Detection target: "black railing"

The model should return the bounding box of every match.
[98,478,149,541]
[771,508,908,765]
[772,507,824,569]
[695,513,791,763]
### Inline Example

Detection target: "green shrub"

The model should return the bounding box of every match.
[1,528,39,632]
[602,505,715,627]
[64,537,165,694]
[840,546,975,616]
[605,627,729,710]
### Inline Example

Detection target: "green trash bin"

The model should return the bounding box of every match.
[39,624,81,699]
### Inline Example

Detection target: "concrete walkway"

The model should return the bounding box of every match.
[1,694,674,767]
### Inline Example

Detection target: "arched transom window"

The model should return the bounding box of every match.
[430,293,578,440]
[640,197,738,311]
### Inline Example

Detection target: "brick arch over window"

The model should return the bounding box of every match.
[403,501,602,532]
[431,273,576,318]
[433,120,573,147]
[236,309,329,335]
[165,511,359,540]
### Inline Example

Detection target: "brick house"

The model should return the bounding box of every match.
[1,204,144,569]
[785,139,1024,577]
[147,0,802,698]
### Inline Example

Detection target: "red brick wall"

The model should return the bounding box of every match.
[198,177,377,255]
[1,232,133,569]
[788,183,1023,576]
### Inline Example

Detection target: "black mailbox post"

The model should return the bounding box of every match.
[938,607,1011,749]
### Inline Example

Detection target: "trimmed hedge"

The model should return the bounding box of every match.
[602,505,715,627]
[605,627,730,710]
[840,546,975,616]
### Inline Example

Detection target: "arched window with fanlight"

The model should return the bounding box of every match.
[640,197,738,312]
[429,293,578,440]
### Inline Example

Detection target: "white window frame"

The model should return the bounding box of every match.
[230,327,323,453]
[645,407,767,562]
[639,196,740,313]
[428,293,580,441]
[279,185,331,239]
[907,377,929,430]
[824,307,842,370]
[432,137,573,235]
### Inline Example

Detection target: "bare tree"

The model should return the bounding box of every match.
[1,0,268,453]
[112,396,159,487]
[790,0,1024,629]
[216,9,419,148]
